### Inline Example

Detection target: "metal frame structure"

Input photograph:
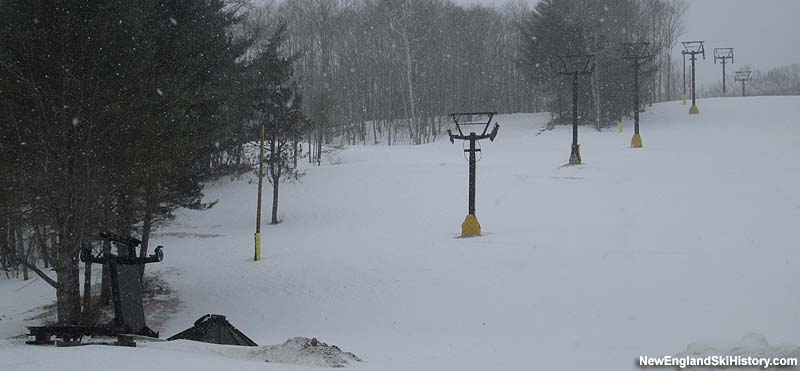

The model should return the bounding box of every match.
[713,48,735,96]
[558,54,594,164]
[735,70,752,97]
[448,112,499,237]
[27,233,164,346]
[168,314,258,346]
[622,42,651,148]
[682,41,705,114]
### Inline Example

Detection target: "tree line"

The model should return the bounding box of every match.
[258,0,540,150]
[258,0,688,150]
[699,63,800,98]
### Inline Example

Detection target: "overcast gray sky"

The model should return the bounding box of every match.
[453,0,800,86]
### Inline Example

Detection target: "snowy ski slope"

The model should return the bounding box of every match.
[2,96,800,370]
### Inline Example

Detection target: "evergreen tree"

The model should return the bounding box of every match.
[0,0,255,324]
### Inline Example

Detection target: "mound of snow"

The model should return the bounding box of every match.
[153,337,362,368]
[676,334,800,370]
[254,337,363,368]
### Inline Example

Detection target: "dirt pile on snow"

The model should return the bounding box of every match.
[252,337,362,368]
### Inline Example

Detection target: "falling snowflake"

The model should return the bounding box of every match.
[156,88,164,96]
[169,17,178,26]
[72,117,80,126]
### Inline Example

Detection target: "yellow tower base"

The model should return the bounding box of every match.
[631,133,642,148]
[461,214,481,238]
[682,95,687,105]
[689,105,700,115]
[254,232,261,261]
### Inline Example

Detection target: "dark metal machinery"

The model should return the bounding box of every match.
[27,233,164,346]
[714,48,735,96]
[682,41,705,114]
[558,55,594,165]
[623,43,651,148]
[448,112,499,237]
[82,233,163,337]
[168,314,258,346]
[735,70,752,97]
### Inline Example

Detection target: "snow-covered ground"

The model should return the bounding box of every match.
[2,96,800,370]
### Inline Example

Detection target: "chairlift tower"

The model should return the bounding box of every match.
[254,123,265,261]
[558,54,594,164]
[447,112,499,238]
[714,48,734,96]
[735,70,752,97]
[682,41,705,114]
[26,233,165,346]
[622,42,651,148]
[682,52,687,105]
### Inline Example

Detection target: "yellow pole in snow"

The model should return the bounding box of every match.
[254,123,265,261]
[617,118,622,133]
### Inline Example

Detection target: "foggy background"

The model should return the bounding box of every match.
[455,0,800,87]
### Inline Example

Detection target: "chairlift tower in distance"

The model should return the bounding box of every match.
[735,70,752,97]
[558,54,594,164]
[682,41,705,115]
[622,42,651,148]
[682,51,687,105]
[447,112,499,238]
[714,48,734,96]
[254,123,265,261]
